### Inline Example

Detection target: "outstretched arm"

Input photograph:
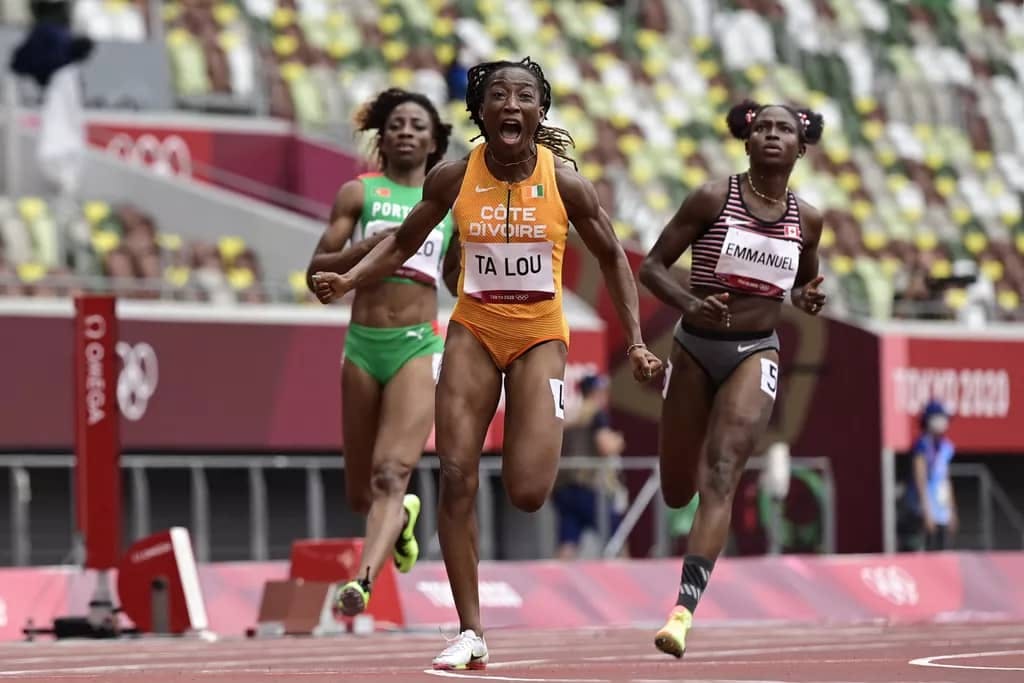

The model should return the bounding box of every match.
[314,161,466,302]
[638,181,728,323]
[305,180,393,291]
[790,201,826,315]
[557,166,661,381]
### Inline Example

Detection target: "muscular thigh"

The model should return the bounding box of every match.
[341,360,382,508]
[703,350,780,493]
[502,341,569,500]
[374,354,436,468]
[435,323,503,488]
[659,341,714,507]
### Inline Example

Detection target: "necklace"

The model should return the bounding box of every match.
[747,173,786,204]
[487,146,537,168]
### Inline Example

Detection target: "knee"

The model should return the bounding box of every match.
[439,457,478,501]
[702,432,758,503]
[369,460,413,499]
[506,481,551,513]
[663,484,697,510]
[347,486,372,515]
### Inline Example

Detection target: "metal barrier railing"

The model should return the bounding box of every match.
[882,451,1024,552]
[0,452,836,567]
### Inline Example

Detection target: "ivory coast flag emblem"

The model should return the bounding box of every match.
[527,184,544,198]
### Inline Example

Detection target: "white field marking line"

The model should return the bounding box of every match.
[909,649,1024,672]
[424,670,606,683]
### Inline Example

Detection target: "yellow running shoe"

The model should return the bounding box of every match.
[654,605,693,658]
[333,578,370,618]
[393,493,420,573]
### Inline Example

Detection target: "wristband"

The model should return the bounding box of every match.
[626,343,646,357]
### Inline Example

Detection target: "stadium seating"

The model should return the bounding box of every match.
[0,194,306,303]
[12,1,1024,321]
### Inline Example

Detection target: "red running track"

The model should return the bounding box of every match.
[1,621,1022,682]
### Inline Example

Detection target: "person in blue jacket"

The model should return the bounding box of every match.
[902,400,958,551]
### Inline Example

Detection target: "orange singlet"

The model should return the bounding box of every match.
[450,144,570,369]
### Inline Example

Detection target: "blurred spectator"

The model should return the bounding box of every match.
[552,373,629,560]
[898,400,958,552]
[11,0,93,199]
[9,0,93,89]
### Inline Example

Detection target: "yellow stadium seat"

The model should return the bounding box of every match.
[17,197,46,222]
[819,226,836,249]
[944,288,968,310]
[964,232,987,255]
[165,266,190,287]
[213,3,239,26]
[16,262,47,283]
[863,230,887,251]
[981,259,1004,282]
[270,7,295,29]
[91,230,120,254]
[83,200,110,227]
[914,232,938,251]
[997,289,1020,311]
[157,233,183,251]
[929,259,952,279]
[228,267,256,290]
[218,236,246,263]
[830,255,854,275]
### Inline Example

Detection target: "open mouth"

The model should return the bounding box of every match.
[499,119,523,144]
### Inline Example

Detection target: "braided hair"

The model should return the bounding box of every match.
[726,99,825,145]
[353,88,452,172]
[465,57,577,168]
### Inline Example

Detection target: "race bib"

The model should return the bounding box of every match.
[463,241,555,304]
[365,220,443,286]
[714,226,801,297]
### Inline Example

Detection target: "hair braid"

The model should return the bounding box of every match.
[465,56,577,169]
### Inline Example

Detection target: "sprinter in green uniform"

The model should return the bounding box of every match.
[306,89,457,617]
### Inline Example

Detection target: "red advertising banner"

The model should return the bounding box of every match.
[3,552,1024,640]
[881,332,1022,452]
[72,296,121,570]
[1,305,605,453]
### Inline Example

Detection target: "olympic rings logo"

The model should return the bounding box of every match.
[116,341,159,421]
[105,133,193,178]
[860,565,919,606]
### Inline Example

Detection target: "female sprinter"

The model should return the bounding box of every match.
[305,88,457,618]
[313,57,662,669]
[638,100,827,658]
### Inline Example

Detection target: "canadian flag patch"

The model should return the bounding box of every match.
[784,224,800,239]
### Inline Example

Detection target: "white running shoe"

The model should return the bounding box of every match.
[431,629,489,670]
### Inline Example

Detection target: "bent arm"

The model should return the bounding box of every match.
[559,169,644,347]
[305,180,381,291]
[638,182,722,315]
[790,202,824,306]
[344,161,465,290]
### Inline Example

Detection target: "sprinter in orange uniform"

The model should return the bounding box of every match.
[313,57,662,670]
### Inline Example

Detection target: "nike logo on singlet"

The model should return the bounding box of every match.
[475,185,495,193]
[737,343,757,352]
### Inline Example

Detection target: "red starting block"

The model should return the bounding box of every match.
[116,528,210,635]
[289,539,405,629]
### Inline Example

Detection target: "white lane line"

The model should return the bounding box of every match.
[909,649,1024,672]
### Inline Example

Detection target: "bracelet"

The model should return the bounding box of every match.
[626,342,646,357]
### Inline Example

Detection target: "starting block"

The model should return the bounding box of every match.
[116,528,211,636]
[253,539,405,637]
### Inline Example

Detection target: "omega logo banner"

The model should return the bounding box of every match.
[73,295,121,570]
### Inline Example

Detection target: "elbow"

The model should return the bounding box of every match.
[638,256,658,291]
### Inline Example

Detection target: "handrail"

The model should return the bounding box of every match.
[0,453,837,566]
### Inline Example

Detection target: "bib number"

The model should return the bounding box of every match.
[463,241,555,304]
[715,226,801,297]
[365,220,443,286]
